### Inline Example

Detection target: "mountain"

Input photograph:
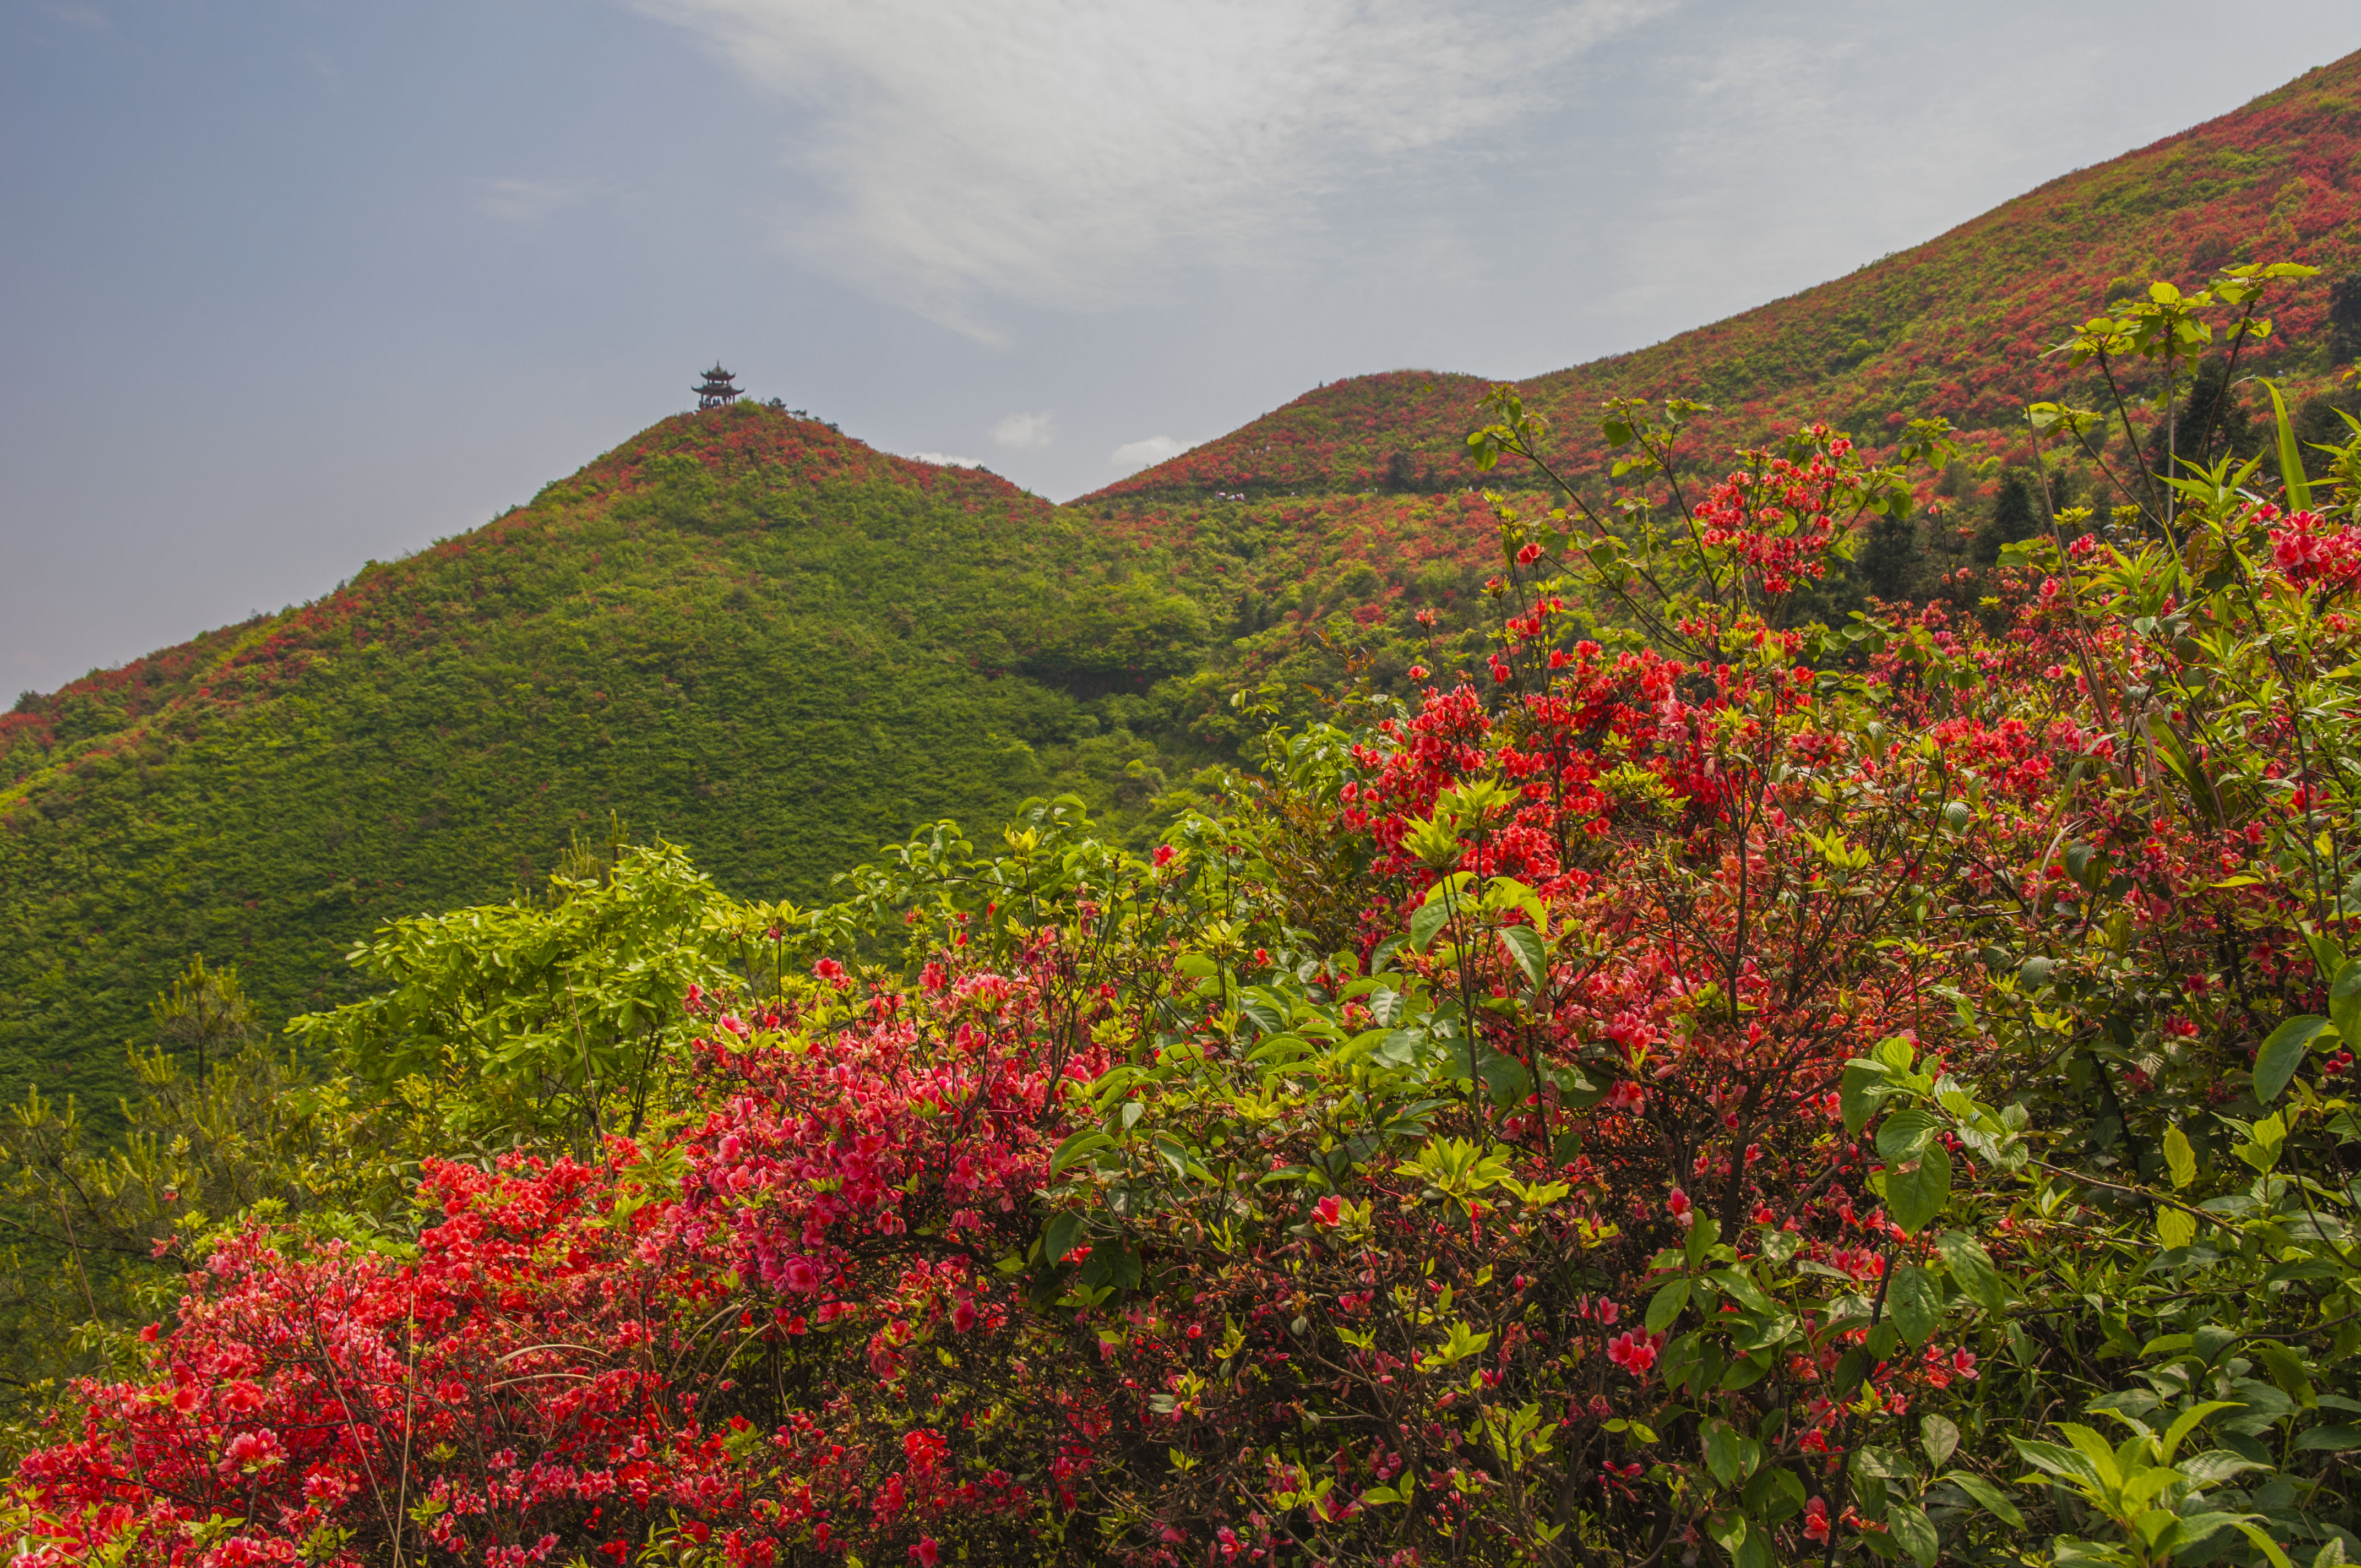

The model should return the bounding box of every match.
[0,409,1218,1108]
[1090,53,2361,502]
[10,51,2361,1110]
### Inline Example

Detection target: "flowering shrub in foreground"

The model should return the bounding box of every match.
[8,948,1126,1568]
[10,266,2361,1567]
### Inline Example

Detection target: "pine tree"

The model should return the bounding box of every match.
[2329,273,2361,366]
[1972,471,2042,564]
[1856,510,1919,601]
[148,956,255,1080]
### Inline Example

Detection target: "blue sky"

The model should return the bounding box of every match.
[4,0,2354,696]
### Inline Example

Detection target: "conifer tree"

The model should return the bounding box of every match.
[1972,469,2042,563]
[146,956,254,1081]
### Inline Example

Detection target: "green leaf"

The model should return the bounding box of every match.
[2255,1015,2334,1104]
[2164,1123,2197,1190]
[1875,1108,1943,1161]
[2333,959,2361,1046]
[2010,1436,2103,1488]
[1719,1353,1773,1391]
[1742,1463,1805,1523]
[1472,1045,1532,1110]
[1042,1210,1086,1265]
[1705,1267,1776,1316]
[2267,379,2314,511]
[1498,924,1548,991]
[1887,1265,1942,1345]
[1888,1501,1939,1568]
[2249,1340,2315,1405]
[1079,1238,1141,1290]
[1941,1470,2026,1529]
[1885,1145,1953,1235]
[2235,1520,2296,1568]
[1841,1059,1889,1136]
[1921,1414,1960,1467]
[1408,899,1453,955]
[1646,1278,1691,1333]
[1936,1231,2011,1312]
[2180,1450,2271,1484]
[1852,1445,1915,1481]
[1048,1130,1113,1176]
[2294,1424,2361,1451]
[1686,1216,1723,1267]
[1704,1419,1752,1487]
[2064,842,2110,892]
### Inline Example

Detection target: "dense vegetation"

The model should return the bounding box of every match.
[0,411,1230,1112]
[7,255,2361,1568]
[9,59,2361,1568]
[14,53,2361,1119]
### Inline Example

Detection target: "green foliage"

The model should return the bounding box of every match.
[14,62,2361,1564]
[285,837,748,1152]
[1973,471,2045,564]
[0,1007,413,1444]
[0,407,1223,1117]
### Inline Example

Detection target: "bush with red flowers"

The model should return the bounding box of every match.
[9,266,2361,1568]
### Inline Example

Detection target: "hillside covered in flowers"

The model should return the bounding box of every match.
[12,56,2361,1123]
[4,254,2358,1568]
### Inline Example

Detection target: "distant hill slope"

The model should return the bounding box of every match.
[1094,51,2361,502]
[0,407,1218,1109]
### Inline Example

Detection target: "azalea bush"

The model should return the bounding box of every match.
[8,269,2361,1568]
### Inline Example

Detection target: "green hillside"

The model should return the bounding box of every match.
[0,407,1218,1108]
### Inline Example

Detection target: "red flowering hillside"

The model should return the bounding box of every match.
[1094,52,2361,501]
[13,281,2361,1565]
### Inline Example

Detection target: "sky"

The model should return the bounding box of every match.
[4,2,2356,698]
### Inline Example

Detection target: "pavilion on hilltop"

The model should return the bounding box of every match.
[694,363,743,410]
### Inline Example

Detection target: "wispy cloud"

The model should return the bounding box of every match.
[911,451,984,468]
[631,0,1666,339]
[40,3,112,30]
[1584,15,2123,346]
[1110,435,1185,471]
[472,177,591,225]
[991,411,1055,450]
[42,2,114,30]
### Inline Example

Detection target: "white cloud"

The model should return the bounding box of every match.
[991,411,1055,450]
[1568,10,2146,353]
[1110,435,1185,471]
[911,451,984,468]
[631,0,1666,337]
[472,177,590,224]
[40,3,111,29]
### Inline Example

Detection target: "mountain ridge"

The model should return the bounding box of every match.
[1090,49,2361,502]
